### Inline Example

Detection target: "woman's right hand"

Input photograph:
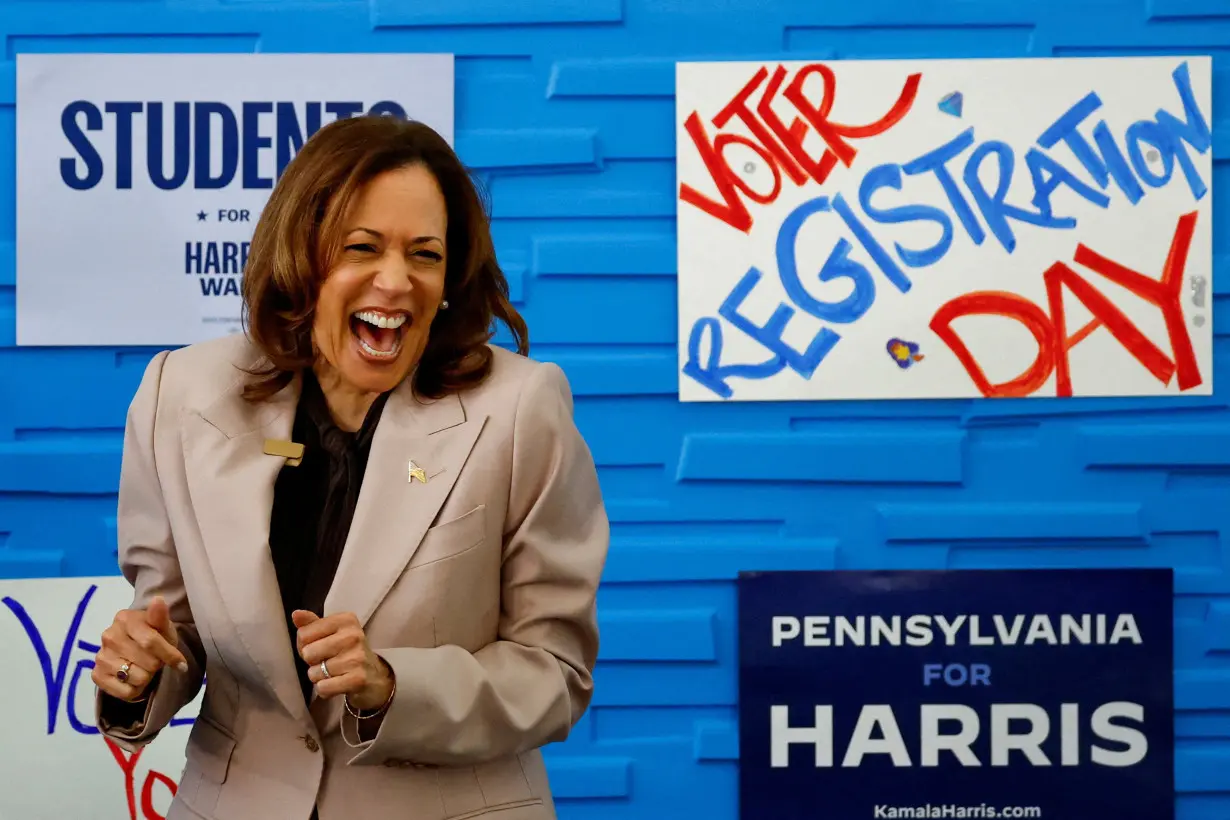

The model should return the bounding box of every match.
[92,595,190,703]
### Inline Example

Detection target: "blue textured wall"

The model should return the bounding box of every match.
[1,0,1229,818]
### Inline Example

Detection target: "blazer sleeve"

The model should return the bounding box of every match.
[94,350,207,751]
[343,360,609,766]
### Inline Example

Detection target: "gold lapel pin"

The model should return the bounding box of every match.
[408,460,427,484]
[264,439,305,467]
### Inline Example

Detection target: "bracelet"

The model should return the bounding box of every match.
[345,665,396,720]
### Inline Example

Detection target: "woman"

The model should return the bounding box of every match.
[91,114,610,820]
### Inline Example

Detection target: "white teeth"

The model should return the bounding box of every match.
[353,310,408,329]
[351,309,406,359]
[358,338,401,358]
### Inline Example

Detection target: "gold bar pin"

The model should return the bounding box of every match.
[264,439,305,467]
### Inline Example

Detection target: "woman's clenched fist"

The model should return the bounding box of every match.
[92,595,190,703]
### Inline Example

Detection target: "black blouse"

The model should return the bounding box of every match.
[272,371,390,820]
[268,369,390,706]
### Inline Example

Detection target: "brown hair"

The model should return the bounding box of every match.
[240,115,528,402]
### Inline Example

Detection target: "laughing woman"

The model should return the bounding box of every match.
[91,115,610,820]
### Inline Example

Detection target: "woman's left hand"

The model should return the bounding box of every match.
[293,610,395,711]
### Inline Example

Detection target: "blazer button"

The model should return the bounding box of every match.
[303,735,320,753]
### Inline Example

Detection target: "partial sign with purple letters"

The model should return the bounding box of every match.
[0,576,201,820]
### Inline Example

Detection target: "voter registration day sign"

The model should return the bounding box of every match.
[15,52,454,347]
[675,56,1214,402]
[737,569,1174,820]
[0,576,202,820]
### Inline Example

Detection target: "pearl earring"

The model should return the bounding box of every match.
[440,300,449,310]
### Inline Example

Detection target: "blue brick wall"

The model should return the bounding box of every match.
[1,1,1228,818]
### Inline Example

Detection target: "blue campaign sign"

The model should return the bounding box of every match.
[737,569,1174,820]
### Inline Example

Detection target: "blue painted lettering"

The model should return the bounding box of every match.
[832,193,912,293]
[717,266,840,380]
[776,198,877,323]
[963,140,1072,254]
[1126,121,1175,188]
[1091,121,1145,204]
[3,585,101,735]
[1037,92,1111,188]
[3,586,196,735]
[682,317,787,400]
[1024,147,1110,221]
[1153,61,1212,200]
[859,163,953,269]
[1034,63,1209,205]
[901,126,984,245]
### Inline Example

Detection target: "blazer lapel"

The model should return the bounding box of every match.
[181,374,311,726]
[324,383,487,627]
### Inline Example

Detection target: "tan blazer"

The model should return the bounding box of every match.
[95,333,609,820]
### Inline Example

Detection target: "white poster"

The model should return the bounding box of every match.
[0,576,200,820]
[675,57,1214,402]
[16,53,454,347]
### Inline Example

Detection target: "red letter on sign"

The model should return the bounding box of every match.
[1067,210,1201,392]
[678,63,923,233]
[755,65,838,185]
[783,63,921,167]
[141,770,178,819]
[1043,262,1174,397]
[713,66,809,187]
[105,738,144,820]
[678,112,758,233]
[931,211,1204,398]
[929,291,1057,398]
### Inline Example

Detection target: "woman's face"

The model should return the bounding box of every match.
[312,163,448,397]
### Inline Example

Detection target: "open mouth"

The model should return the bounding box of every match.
[349,309,409,360]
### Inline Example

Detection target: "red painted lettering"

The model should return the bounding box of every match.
[105,737,180,820]
[782,63,921,167]
[713,67,809,186]
[1072,210,1200,391]
[141,770,177,820]
[678,112,754,233]
[930,211,1203,398]
[930,292,1056,398]
[679,62,922,233]
[756,65,835,185]
[106,738,143,820]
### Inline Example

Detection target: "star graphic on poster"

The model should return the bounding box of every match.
[197,211,207,221]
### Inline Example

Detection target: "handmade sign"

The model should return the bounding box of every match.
[675,57,1214,402]
[0,577,200,820]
